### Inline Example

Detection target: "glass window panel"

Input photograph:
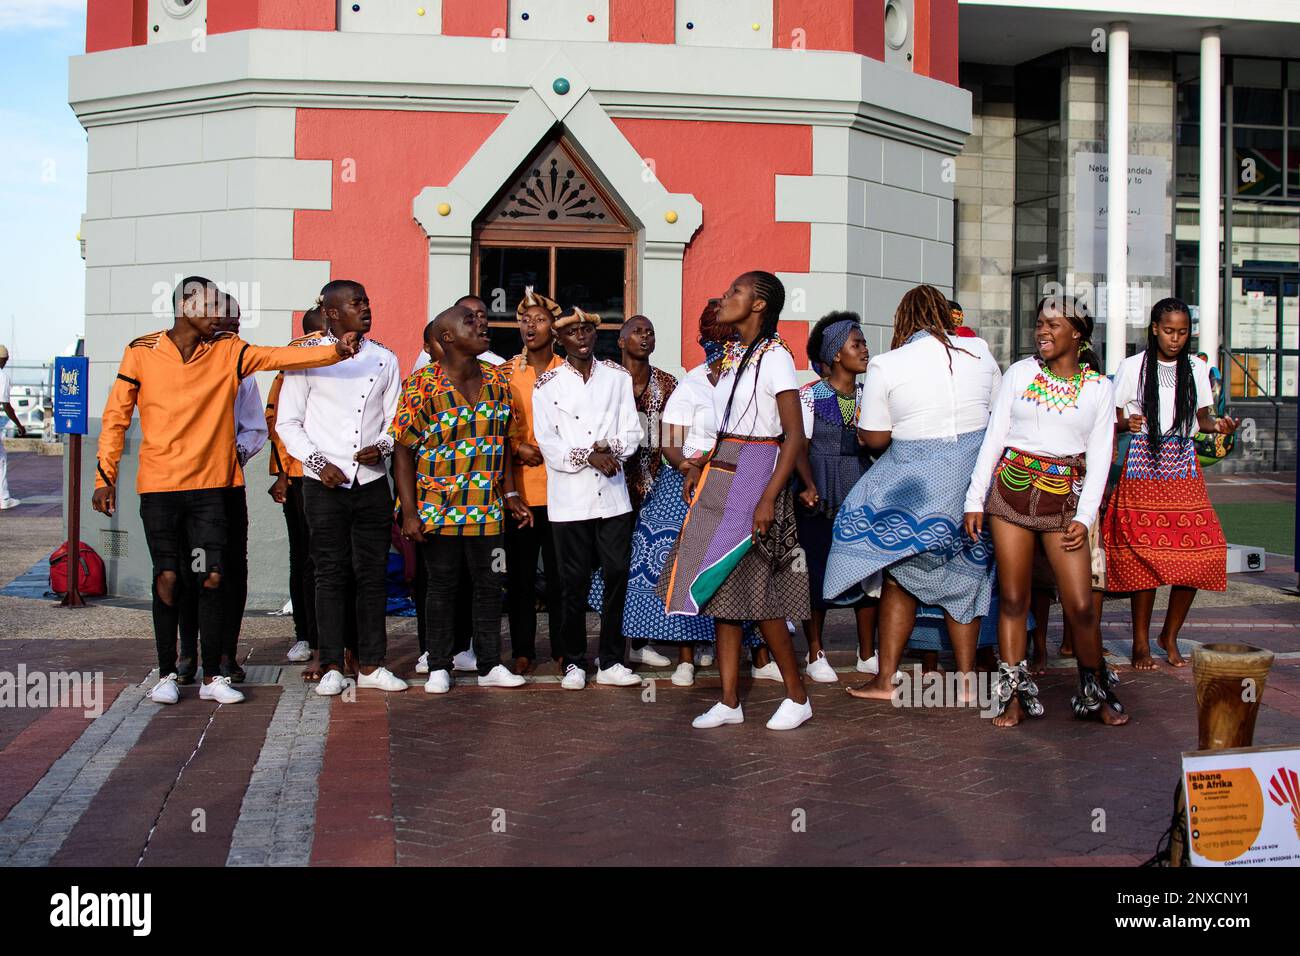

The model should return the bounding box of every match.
[1015,124,1060,204]
[1291,90,1300,126]
[477,245,550,358]
[1230,203,1300,267]
[1234,127,1285,198]
[1229,275,1278,351]
[1014,196,1058,269]
[1233,88,1284,126]
[1227,351,1279,399]
[555,248,626,361]
[1176,123,1200,195]
[1177,83,1200,123]
[1289,130,1299,198]
[1232,58,1282,90]
[1285,280,1299,349]
[1284,354,1298,398]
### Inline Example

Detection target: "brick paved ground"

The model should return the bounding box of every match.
[1,450,1297,866]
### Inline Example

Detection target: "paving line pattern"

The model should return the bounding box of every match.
[225,674,330,867]
[0,683,155,866]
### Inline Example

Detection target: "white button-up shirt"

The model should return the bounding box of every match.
[234,377,268,468]
[276,336,401,488]
[532,359,644,523]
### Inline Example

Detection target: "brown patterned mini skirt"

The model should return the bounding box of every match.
[984,447,1085,532]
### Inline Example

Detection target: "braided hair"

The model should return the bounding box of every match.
[891,284,971,371]
[716,271,785,437]
[1142,297,1198,450]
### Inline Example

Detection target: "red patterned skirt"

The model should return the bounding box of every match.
[1103,434,1226,592]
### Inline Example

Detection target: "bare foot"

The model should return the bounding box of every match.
[846,675,897,701]
[1130,643,1156,671]
[1029,652,1048,676]
[1098,704,1130,726]
[1058,640,1074,658]
[1158,634,1186,668]
[992,694,1024,729]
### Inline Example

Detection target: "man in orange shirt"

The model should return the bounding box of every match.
[93,276,358,706]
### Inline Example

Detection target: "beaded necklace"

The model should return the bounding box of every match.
[1021,362,1090,413]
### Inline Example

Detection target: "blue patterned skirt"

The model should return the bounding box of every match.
[823,430,994,625]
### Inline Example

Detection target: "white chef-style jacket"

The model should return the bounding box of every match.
[276,336,401,488]
[233,376,268,468]
[532,359,644,523]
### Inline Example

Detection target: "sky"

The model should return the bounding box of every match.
[0,1,88,370]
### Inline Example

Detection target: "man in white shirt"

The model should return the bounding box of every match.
[532,308,644,690]
[0,344,26,509]
[277,280,406,696]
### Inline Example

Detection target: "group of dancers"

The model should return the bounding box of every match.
[93,270,1238,730]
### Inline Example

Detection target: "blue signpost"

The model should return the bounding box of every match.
[54,356,89,607]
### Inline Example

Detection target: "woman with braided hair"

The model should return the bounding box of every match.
[824,284,1000,706]
[660,272,814,730]
[1104,297,1237,670]
[964,295,1127,728]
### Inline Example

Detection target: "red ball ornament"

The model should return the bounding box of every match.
[587,14,595,22]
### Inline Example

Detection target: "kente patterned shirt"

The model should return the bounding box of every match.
[388,360,513,536]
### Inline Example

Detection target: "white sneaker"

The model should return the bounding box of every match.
[671,662,696,686]
[452,649,477,672]
[415,652,429,675]
[356,666,407,692]
[561,664,586,690]
[478,664,526,688]
[596,662,642,687]
[628,645,672,667]
[751,661,782,682]
[693,701,744,728]
[149,673,180,705]
[316,669,347,696]
[286,640,312,663]
[200,675,245,704]
[766,697,813,731]
[697,647,715,668]
[0,497,20,510]
[424,670,451,694]
[856,653,880,675]
[806,651,839,683]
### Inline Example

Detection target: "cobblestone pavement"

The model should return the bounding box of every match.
[1,450,1297,866]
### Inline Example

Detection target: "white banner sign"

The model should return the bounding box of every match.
[1181,744,1300,867]
[1074,153,1169,276]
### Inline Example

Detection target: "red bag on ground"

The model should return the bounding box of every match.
[49,541,107,598]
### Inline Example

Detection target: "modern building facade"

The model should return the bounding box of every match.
[73,1,965,599]
[956,0,1300,472]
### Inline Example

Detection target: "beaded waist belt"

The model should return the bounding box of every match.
[995,447,1083,497]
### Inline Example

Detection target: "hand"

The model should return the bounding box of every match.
[92,485,115,517]
[964,511,984,541]
[1215,416,1240,435]
[401,510,425,544]
[515,443,544,467]
[269,475,289,504]
[506,496,533,528]
[354,445,382,466]
[16,424,26,438]
[334,331,361,358]
[751,495,776,542]
[588,450,619,477]
[1060,520,1088,552]
[681,463,702,504]
[319,462,348,488]
[1127,413,1146,434]
[798,486,821,510]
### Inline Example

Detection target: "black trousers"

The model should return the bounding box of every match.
[414,545,471,656]
[178,487,248,670]
[283,477,318,647]
[552,513,633,671]
[140,488,227,677]
[421,534,504,676]
[505,504,562,661]
[303,477,392,669]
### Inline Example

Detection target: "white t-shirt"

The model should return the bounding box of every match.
[1111,352,1213,438]
[964,358,1116,530]
[711,340,799,439]
[411,349,505,375]
[858,333,1002,440]
[0,367,10,404]
[663,363,716,458]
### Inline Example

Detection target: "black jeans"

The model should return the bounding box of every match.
[414,545,471,657]
[552,514,633,671]
[177,486,248,670]
[139,488,227,677]
[505,505,562,661]
[283,477,318,647]
[303,477,392,670]
[421,533,504,676]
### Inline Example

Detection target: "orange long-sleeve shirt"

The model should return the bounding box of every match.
[264,371,303,479]
[96,329,341,494]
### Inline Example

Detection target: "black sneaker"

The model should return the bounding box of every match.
[221,659,247,684]
[175,657,197,686]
